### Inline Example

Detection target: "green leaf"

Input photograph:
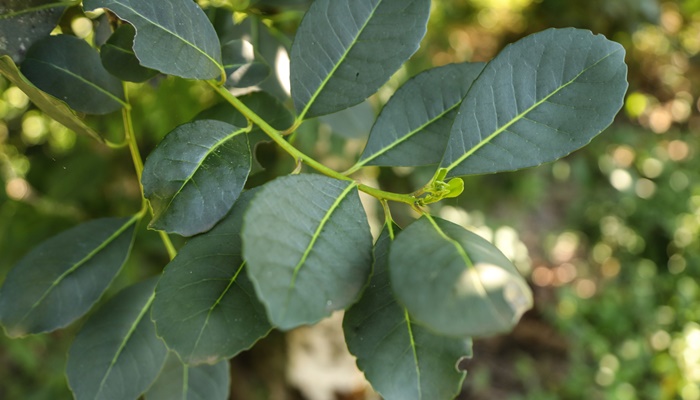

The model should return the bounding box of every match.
[20,34,126,115]
[290,0,431,119]
[194,92,294,174]
[222,39,271,88]
[243,174,373,330]
[142,120,251,237]
[0,0,67,63]
[145,353,230,400]
[0,217,137,338]
[100,23,159,83]
[66,278,168,400]
[441,28,628,177]
[390,216,533,337]
[357,63,485,168]
[0,55,104,142]
[344,225,472,400]
[319,100,374,139]
[152,189,272,365]
[83,0,224,81]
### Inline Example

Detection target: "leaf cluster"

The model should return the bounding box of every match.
[0,0,628,399]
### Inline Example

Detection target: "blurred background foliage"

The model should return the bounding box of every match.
[1,0,700,399]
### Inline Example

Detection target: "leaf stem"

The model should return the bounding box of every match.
[207,80,418,206]
[122,84,177,261]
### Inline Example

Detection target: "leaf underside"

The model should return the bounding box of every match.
[290,0,431,118]
[441,28,628,177]
[344,226,471,400]
[0,217,136,337]
[152,189,272,365]
[243,174,373,330]
[0,55,104,142]
[390,216,533,337]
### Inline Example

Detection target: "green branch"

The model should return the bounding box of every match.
[207,81,417,207]
[122,84,177,261]
[0,1,78,19]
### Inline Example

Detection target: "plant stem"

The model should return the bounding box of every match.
[122,84,177,261]
[0,1,78,19]
[207,81,418,206]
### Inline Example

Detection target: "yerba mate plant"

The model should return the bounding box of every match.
[0,0,628,398]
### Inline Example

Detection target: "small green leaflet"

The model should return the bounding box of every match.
[344,225,472,400]
[83,0,224,81]
[290,0,431,119]
[0,55,103,142]
[0,217,137,338]
[152,189,272,365]
[243,174,373,330]
[142,120,251,237]
[441,28,628,177]
[390,216,533,337]
[21,35,126,115]
[66,278,168,400]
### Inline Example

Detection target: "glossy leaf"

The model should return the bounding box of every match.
[222,39,271,88]
[142,120,251,237]
[83,0,224,81]
[152,189,272,365]
[145,353,230,400]
[0,0,67,63]
[0,55,103,142]
[66,278,168,400]
[100,23,159,82]
[243,174,373,330]
[319,100,374,139]
[441,28,628,177]
[0,217,137,338]
[290,0,430,119]
[358,63,485,167]
[20,35,125,115]
[390,216,533,337]
[344,226,472,400]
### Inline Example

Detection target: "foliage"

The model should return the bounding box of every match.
[0,0,628,399]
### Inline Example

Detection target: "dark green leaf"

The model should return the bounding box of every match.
[290,0,431,119]
[152,189,272,365]
[243,174,373,330]
[0,55,103,142]
[441,28,628,177]
[142,120,251,237]
[194,92,294,174]
[344,225,472,400]
[357,63,485,168]
[66,278,168,400]
[0,217,137,338]
[20,35,125,115]
[83,0,224,81]
[100,23,159,83]
[222,39,271,88]
[390,216,533,337]
[145,353,230,400]
[0,0,67,63]
[319,100,374,139]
